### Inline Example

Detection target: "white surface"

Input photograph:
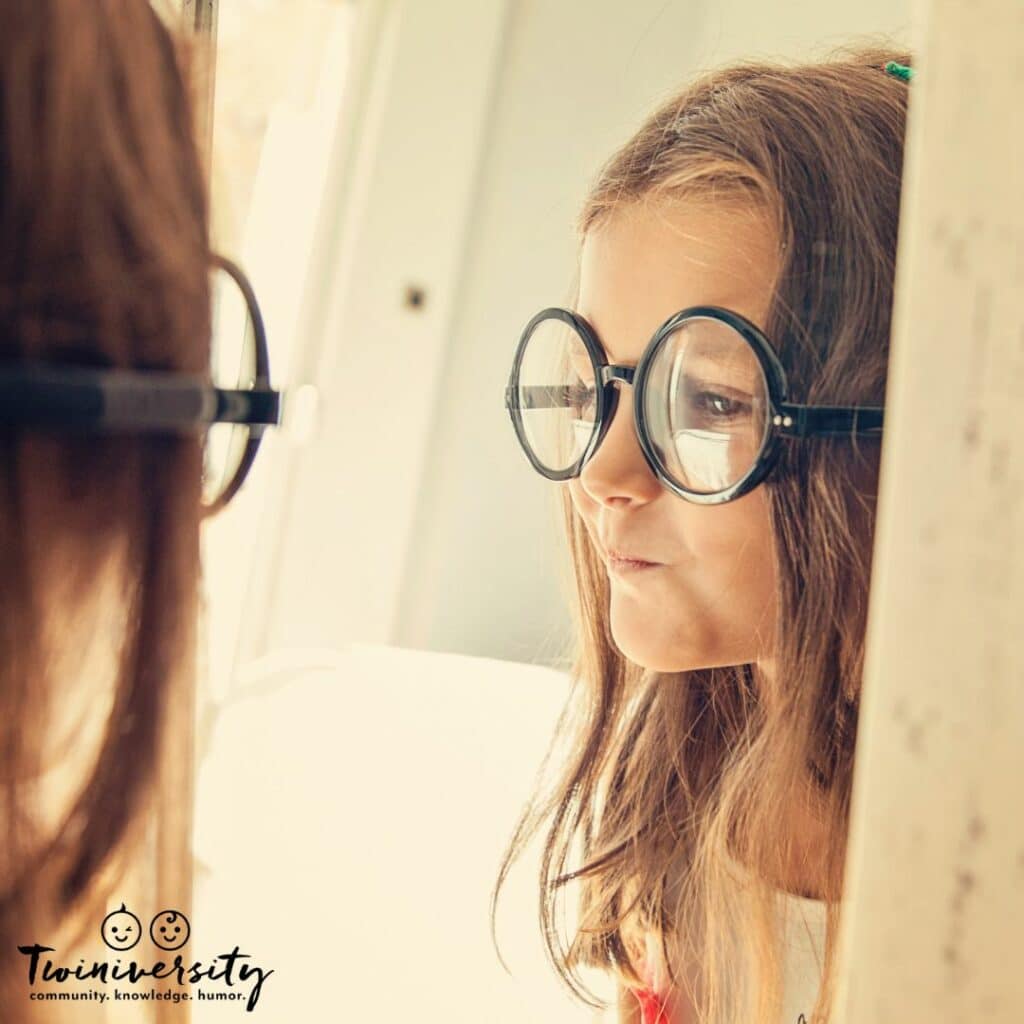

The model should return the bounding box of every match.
[833,2,1024,1021]
[193,643,616,1021]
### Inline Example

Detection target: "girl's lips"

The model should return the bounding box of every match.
[608,554,661,573]
[606,546,662,568]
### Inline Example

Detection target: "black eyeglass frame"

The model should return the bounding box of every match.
[504,304,884,505]
[0,253,282,517]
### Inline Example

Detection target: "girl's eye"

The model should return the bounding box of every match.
[686,388,751,420]
[704,392,742,416]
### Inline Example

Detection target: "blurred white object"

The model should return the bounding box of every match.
[193,643,616,1022]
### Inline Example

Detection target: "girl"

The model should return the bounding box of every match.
[0,1,277,1015]
[495,42,909,1024]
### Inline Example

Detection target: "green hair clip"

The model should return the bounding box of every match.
[883,61,914,82]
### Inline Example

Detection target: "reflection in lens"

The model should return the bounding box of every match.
[203,264,257,508]
[515,316,597,474]
[642,317,769,494]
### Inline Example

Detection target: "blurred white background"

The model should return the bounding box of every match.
[192,0,913,1020]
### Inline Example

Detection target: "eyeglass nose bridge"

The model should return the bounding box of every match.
[588,363,639,462]
[598,364,636,387]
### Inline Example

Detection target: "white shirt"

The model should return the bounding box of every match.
[630,876,828,1023]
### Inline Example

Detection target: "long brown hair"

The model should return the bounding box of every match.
[493,41,910,1024]
[0,0,209,1009]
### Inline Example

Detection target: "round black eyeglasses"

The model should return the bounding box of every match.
[503,305,884,505]
[0,253,282,517]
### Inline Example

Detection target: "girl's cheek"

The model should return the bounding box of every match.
[564,487,596,564]
[567,481,598,538]
[567,479,589,517]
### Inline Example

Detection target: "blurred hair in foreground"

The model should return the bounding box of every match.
[0,0,210,1013]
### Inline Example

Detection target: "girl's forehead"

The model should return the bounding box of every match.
[578,198,779,359]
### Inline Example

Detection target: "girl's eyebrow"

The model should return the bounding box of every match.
[682,350,758,373]
[678,369,760,395]
[677,357,762,393]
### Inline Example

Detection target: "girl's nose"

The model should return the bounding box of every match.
[577,383,662,506]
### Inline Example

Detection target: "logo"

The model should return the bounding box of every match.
[100,904,142,952]
[150,909,190,951]
[18,902,273,1012]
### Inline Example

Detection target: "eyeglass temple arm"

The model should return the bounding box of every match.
[507,389,886,439]
[0,368,282,431]
[212,386,281,426]
[774,402,884,437]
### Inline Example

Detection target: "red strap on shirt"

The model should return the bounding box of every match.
[632,985,673,1024]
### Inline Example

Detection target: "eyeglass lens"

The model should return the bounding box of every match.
[516,317,597,473]
[513,314,771,495]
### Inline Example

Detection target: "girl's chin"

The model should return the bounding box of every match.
[616,650,698,673]
[608,615,718,672]
[609,630,697,673]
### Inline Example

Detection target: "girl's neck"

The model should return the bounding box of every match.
[772,784,833,902]
[728,782,833,902]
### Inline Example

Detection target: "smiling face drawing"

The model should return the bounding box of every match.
[101,904,142,951]
[150,909,190,950]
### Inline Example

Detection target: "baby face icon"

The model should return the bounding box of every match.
[101,904,142,951]
[150,909,190,950]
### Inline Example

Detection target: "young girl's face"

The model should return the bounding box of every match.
[570,197,782,676]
